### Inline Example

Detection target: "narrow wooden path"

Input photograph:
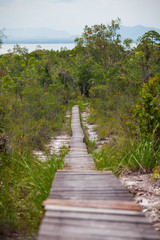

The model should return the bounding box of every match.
[38,105,160,240]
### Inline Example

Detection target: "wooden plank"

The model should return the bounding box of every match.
[64,156,93,161]
[69,151,88,155]
[38,210,160,239]
[58,169,92,172]
[42,199,141,211]
[43,205,142,216]
[49,196,133,202]
[44,210,151,224]
[40,215,157,231]
[40,218,154,231]
[69,148,87,151]
[38,221,160,240]
[49,190,133,195]
[63,164,95,171]
[57,170,113,174]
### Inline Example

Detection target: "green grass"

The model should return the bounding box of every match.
[0,150,63,239]
[83,135,96,154]
[0,105,72,239]
[87,106,127,140]
[86,103,160,175]
[78,101,97,154]
[123,137,160,172]
[93,136,160,176]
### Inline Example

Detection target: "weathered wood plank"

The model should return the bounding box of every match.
[57,170,113,174]
[38,210,160,239]
[43,205,142,215]
[69,148,87,151]
[42,199,140,211]
[44,210,151,223]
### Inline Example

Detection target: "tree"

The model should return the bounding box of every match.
[137,30,160,82]
[77,57,94,96]
[0,29,5,49]
[12,44,28,55]
[75,18,122,67]
[142,30,160,47]
[123,38,133,50]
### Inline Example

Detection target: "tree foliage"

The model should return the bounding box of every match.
[134,76,160,140]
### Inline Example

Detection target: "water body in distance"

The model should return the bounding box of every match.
[0,43,75,54]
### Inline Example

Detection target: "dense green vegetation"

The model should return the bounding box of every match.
[0,44,75,238]
[75,19,160,174]
[0,19,160,238]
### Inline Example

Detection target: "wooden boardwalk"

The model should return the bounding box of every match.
[38,105,160,240]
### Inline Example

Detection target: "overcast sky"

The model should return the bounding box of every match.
[0,0,160,35]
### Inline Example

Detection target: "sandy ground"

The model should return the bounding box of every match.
[120,171,160,232]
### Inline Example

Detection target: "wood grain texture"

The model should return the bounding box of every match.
[42,199,141,211]
[38,209,160,240]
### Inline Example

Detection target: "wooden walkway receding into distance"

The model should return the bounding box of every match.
[38,105,160,240]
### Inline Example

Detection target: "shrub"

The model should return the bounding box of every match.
[134,75,160,141]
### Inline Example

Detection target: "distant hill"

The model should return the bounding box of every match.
[3,25,160,44]
[3,27,75,44]
[119,25,160,42]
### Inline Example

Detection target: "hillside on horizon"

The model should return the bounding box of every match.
[119,25,160,41]
[2,25,160,44]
